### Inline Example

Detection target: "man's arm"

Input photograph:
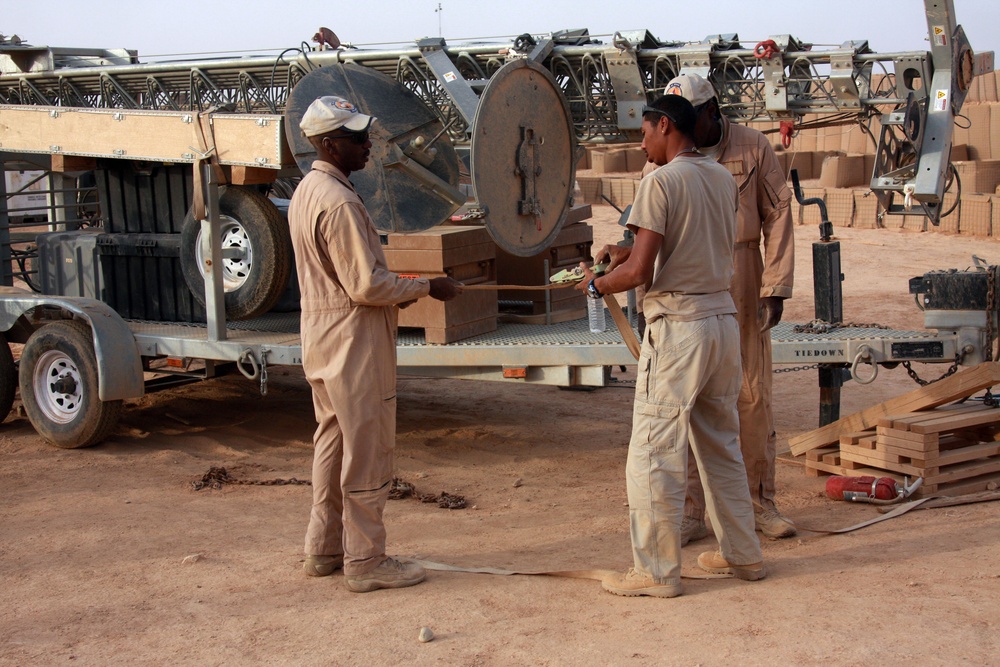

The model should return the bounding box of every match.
[575,226,662,296]
[757,139,795,305]
[322,202,450,305]
[756,138,794,331]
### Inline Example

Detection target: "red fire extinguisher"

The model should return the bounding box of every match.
[825,475,922,504]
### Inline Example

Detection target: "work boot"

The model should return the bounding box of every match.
[602,569,682,598]
[755,508,797,539]
[303,554,344,577]
[697,551,767,581]
[681,516,709,546]
[345,557,426,593]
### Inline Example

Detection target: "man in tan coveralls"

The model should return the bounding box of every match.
[578,94,764,598]
[288,96,462,593]
[612,74,797,542]
[664,73,796,542]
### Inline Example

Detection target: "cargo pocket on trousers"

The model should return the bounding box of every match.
[636,402,684,471]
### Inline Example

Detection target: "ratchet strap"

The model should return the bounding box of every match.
[191,108,227,222]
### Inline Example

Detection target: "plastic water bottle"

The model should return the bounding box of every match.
[588,297,606,333]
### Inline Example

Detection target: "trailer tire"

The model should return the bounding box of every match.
[180,187,293,320]
[19,320,122,448]
[0,333,16,423]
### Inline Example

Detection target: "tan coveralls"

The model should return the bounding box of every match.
[288,161,430,576]
[686,118,795,517]
[627,154,762,583]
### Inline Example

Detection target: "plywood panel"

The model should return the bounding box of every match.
[0,105,291,167]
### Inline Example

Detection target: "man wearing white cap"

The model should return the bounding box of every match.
[663,73,796,541]
[289,95,463,592]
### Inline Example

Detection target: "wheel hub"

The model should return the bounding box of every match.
[195,214,253,293]
[33,350,84,424]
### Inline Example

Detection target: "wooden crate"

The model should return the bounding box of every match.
[383,225,498,343]
[837,404,1000,496]
[496,219,593,320]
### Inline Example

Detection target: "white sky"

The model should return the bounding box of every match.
[3,0,998,64]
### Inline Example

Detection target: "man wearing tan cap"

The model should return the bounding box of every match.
[289,95,462,592]
[663,73,796,541]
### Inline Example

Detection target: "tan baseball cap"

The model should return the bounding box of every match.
[664,73,716,107]
[299,96,375,137]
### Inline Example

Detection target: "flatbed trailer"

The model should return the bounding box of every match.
[0,0,993,448]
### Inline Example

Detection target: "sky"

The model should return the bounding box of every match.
[3,0,998,65]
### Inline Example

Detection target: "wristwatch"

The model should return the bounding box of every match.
[586,278,603,299]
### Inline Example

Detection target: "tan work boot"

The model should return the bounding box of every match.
[681,516,709,546]
[697,551,767,581]
[303,554,344,577]
[345,557,426,593]
[755,508,797,539]
[602,569,682,598]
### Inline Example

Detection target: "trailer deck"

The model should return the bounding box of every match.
[124,313,962,388]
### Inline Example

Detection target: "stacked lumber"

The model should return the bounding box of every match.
[792,362,1000,497]
[839,404,1000,496]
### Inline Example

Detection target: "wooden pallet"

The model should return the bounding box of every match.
[789,362,1000,456]
[833,404,1000,496]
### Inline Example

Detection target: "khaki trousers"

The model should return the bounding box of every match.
[302,308,397,576]
[628,314,762,584]
[686,246,777,519]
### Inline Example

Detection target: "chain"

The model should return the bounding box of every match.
[793,320,891,334]
[773,364,821,374]
[259,348,269,396]
[389,477,467,509]
[192,466,310,490]
[901,352,964,387]
[984,389,997,408]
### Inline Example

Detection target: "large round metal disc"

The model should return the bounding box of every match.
[471,59,576,256]
[285,63,463,233]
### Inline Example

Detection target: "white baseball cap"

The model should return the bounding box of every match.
[299,95,375,137]
[664,73,716,107]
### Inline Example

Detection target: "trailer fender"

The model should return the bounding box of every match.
[0,288,144,401]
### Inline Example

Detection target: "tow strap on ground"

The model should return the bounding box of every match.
[413,560,728,580]
[781,496,938,535]
[409,497,943,582]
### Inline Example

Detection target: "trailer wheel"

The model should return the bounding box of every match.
[0,334,16,423]
[180,186,293,320]
[19,320,122,448]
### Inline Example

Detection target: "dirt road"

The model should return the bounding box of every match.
[2,209,999,666]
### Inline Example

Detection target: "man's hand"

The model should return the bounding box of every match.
[758,296,784,332]
[573,262,596,295]
[594,244,632,271]
[428,276,464,301]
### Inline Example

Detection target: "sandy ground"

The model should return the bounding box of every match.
[2,207,1000,666]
